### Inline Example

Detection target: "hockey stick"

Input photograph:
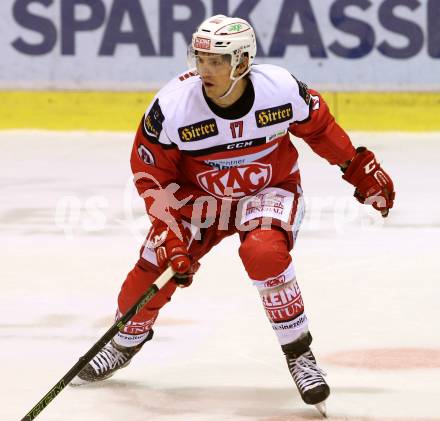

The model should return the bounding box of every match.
[21,265,175,421]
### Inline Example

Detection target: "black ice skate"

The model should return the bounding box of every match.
[71,330,153,385]
[282,333,330,417]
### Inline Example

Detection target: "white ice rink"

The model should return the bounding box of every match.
[1,131,440,421]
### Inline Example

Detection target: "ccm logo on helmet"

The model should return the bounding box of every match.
[178,119,219,142]
[255,104,293,127]
[194,37,211,50]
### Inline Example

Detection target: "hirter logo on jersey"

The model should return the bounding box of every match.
[197,163,272,199]
[178,119,218,142]
[255,103,293,128]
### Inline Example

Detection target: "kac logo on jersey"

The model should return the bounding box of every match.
[196,163,272,199]
[255,103,293,128]
[178,119,218,142]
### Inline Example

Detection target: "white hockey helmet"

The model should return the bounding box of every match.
[189,15,257,82]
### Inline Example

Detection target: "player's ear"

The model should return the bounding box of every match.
[234,55,249,77]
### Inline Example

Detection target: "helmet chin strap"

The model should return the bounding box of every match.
[219,66,251,99]
[219,79,239,100]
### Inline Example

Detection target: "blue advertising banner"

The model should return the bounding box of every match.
[0,0,439,90]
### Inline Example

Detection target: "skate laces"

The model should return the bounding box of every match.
[289,351,327,392]
[90,342,130,374]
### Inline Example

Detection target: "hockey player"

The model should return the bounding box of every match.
[73,15,395,415]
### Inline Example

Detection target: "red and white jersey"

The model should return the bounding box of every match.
[132,64,355,215]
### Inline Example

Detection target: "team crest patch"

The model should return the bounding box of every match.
[178,119,218,142]
[294,76,311,106]
[144,99,164,140]
[255,103,293,128]
[137,144,155,165]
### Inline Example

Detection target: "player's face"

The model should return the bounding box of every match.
[195,52,233,100]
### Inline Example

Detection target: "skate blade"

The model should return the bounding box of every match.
[69,375,98,387]
[69,375,104,387]
[70,372,115,387]
[314,401,327,417]
[69,377,89,387]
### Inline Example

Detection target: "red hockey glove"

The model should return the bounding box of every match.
[342,147,395,217]
[150,218,199,287]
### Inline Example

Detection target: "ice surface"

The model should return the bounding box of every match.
[1,131,439,420]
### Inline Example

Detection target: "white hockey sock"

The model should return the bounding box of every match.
[113,332,149,348]
[253,262,309,346]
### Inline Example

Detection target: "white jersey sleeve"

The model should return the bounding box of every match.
[250,64,310,123]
